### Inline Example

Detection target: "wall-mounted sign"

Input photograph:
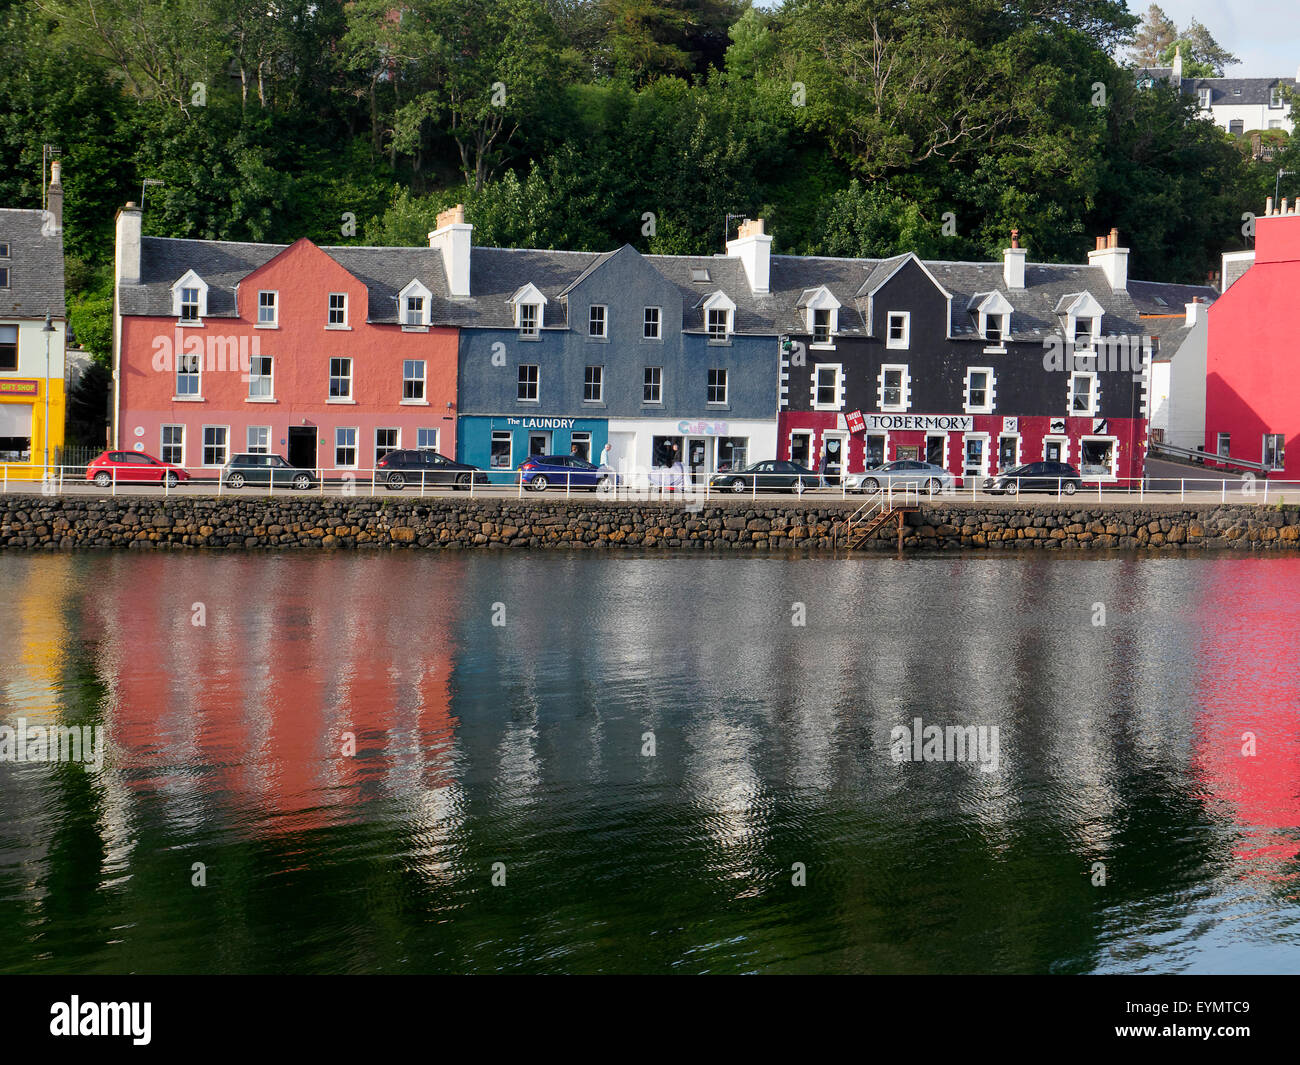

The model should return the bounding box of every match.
[0,379,38,396]
[506,417,575,429]
[896,445,920,460]
[1092,418,1108,434]
[1003,417,1018,433]
[133,426,144,437]
[676,420,729,435]
[1050,419,1066,434]
[864,414,973,433]
[846,410,867,434]
[133,442,144,452]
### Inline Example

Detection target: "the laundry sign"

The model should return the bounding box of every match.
[507,417,574,429]
[864,414,973,432]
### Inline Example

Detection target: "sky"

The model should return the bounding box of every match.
[751,1,1299,79]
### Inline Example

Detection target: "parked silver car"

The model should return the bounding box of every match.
[845,460,959,494]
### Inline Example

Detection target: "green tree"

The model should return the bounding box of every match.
[1128,4,1178,66]
[1158,20,1240,79]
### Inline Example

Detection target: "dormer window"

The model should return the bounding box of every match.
[398,279,432,328]
[984,317,1003,343]
[1199,88,1211,108]
[170,270,208,322]
[508,282,547,337]
[801,286,841,346]
[1074,317,1094,346]
[970,291,1012,348]
[886,311,910,349]
[1270,86,1284,108]
[1057,292,1104,353]
[701,291,736,342]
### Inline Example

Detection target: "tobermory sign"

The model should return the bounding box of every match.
[0,379,39,396]
[863,414,974,432]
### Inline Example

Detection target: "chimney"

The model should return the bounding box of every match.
[1172,44,1182,82]
[46,160,63,234]
[1003,229,1026,289]
[115,201,142,286]
[1185,297,1202,327]
[1087,227,1128,289]
[428,203,472,298]
[725,217,772,293]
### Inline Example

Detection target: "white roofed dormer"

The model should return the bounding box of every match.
[971,291,1013,349]
[801,287,841,347]
[1056,291,1105,351]
[701,290,736,342]
[171,269,208,323]
[508,282,548,336]
[399,279,432,329]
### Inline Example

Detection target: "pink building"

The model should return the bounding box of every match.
[112,204,461,473]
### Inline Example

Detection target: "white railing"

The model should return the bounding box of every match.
[2,463,1297,506]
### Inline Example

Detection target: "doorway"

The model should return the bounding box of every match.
[790,431,811,468]
[288,426,317,468]
[822,433,845,484]
[686,437,709,485]
[925,434,945,467]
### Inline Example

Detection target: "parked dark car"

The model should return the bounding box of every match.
[984,461,1083,495]
[223,453,316,490]
[520,455,617,491]
[375,449,488,490]
[708,460,820,494]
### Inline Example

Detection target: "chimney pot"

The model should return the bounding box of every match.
[737,218,765,239]
[1266,197,1274,216]
[1108,227,1119,248]
[1283,198,1290,216]
[1010,228,1019,249]
[726,217,772,293]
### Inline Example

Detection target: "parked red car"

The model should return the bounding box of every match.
[85,450,190,488]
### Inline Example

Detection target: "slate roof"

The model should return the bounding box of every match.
[1186,77,1296,107]
[123,234,1179,345]
[1126,279,1218,316]
[0,208,65,319]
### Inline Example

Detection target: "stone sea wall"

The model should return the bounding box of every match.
[3,494,1300,551]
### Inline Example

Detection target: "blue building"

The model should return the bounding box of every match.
[444,218,783,484]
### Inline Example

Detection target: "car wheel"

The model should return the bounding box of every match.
[862,477,880,493]
[1063,481,1078,496]
[386,472,405,491]
[165,472,180,488]
[596,475,613,494]
[455,473,470,489]
[925,478,941,494]
[93,471,112,488]
[228,473,245,489]
[793,479,806,495]
[730,479,746,493]
[531,475,548,491]
[293,474,311,491]
[1004,480,1019,496]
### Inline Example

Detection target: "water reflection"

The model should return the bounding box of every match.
[0,551,1298,973]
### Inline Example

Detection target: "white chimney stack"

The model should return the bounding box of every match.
[1173,45,1183,82]
[1185,297,1202,327]
[115,201,142,286]
[46,160,63,234]
[428,203,472,298]
[1087,227,1128,290]
[725,217,772,294]
[1003,229,1026,289]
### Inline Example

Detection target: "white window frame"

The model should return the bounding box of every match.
[517,363,539,402]
[588,304,607,338]
[201,425,229,467]
[707,368,728,406]
[335,427,358,469]
[1199,88,1211,109]
[328,293,348,328]
[402,359,426,403]
[160,424,185,466]
[878,363,911,412]
[804,287,841,348]
[375,427,400,464]
[702,291,735,342]
[643,366,663,405]
[257,290,278,327]
[886,311,910,349]
[399,279,432,329]
[175,350,202,399]
[707,308,730,341]
[964,367,995,415]
[962,432,990,480]
[996,433,1021,474]
[1263,433,1286,470]
[584,364,603,404]
[1078,435,1119,482]
[1068,370,1099,417]
[247,425,270,454]
[248,354,274,400]
[490,431,513,470]
[1042,435,1070,463]
[328,357,353,401]
[643,307,661,339]
[1270,87,1283,109]
[811,364,843,411]
[417,428,439,451]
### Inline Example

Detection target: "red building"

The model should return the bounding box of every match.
[1205,199,1300,476]
[113,204,461,473]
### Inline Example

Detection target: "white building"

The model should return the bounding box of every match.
[1138,49,1297,136]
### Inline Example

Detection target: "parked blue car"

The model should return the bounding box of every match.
[519,455,618,492]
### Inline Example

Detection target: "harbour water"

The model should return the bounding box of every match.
[1,552,1298,973]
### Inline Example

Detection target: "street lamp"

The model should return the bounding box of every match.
[42,313,55,477]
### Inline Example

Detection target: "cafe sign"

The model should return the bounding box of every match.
[0,379,39,397]
[863,413,973,432]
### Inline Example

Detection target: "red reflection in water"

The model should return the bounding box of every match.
[82,555,461,832]
[1193,559,1300,879]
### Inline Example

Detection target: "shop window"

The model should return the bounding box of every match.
[718,436,748,471]
[490,431,512,469]
[0,324,17,371]
[1263,434,1286,470]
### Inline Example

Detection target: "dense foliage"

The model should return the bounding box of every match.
[2,0,1295,377]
